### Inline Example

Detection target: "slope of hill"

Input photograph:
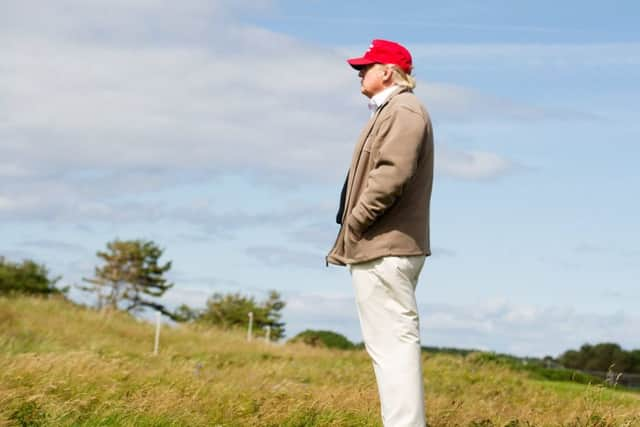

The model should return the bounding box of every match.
[1,296,639,426]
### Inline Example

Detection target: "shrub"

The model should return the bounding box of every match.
[197,290,286,340]
[0,256,64,296]
[289,330,356,350]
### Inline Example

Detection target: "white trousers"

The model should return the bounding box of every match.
[350,256,426,427]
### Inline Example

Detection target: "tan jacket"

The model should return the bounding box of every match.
[327,87,434,266]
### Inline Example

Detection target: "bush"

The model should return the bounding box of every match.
[289,330,356,350]
[0,256,64,296]
[197,290,286,341]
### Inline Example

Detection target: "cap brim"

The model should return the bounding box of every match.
[347,57,376,70]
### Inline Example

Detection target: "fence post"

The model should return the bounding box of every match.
[247,312,253,342]
[153,311,161,356]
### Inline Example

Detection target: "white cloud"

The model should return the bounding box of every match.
[20,240,86,253]
[1,1,360,184]
[1,0,273,43]
[0,196,17,211]
[283,292,361,340]
[0,249,39,263]
[245,246,325,269]
[574,242,640,258]
[0,179,168,222]
[0,164,31,178]
[417,82,598,122]
[436,146,514,179]
[412,43,640,69]
[421,300,640,357]
[161,286,214,310]
[1,0,543,224]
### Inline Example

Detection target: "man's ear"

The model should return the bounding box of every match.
[382,66,394,83]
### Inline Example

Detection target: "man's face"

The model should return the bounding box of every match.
[358,64,387,98]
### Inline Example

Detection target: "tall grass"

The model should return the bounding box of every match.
[1,296,639,426]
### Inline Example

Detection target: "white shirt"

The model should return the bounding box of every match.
[368,85,399,116]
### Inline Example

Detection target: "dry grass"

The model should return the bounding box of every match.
[1,296,639,426]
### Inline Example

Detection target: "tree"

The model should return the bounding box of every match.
[0,256,65,296]
[588,343,632,373]
[559,349,584,370]
[82,239,175,318]
[197,290,286,340]
[559,342,637,373]
[630,350,640,373]
[173,304,200,323]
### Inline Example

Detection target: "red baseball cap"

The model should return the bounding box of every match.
[347,39,413,74]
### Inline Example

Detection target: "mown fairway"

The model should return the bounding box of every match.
[1,297,639,426]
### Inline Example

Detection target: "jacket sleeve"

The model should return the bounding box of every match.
[347,104,426,236]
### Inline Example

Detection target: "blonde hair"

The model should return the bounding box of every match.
[387,64,416,89]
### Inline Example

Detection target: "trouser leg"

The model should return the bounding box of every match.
[350,256,426,427]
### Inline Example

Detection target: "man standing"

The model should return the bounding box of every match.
[327,39,434,427]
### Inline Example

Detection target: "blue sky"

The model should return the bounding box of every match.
[1,0,638,357]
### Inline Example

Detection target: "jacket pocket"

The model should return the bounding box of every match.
[345,224,360,245]
[343,222,362,260]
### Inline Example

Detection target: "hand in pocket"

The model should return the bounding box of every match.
[347,222,363,243]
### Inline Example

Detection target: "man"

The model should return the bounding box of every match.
[327,39,434,427]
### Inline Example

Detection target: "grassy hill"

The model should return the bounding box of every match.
[1,296,639,427]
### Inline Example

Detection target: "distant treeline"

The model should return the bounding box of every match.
[558,343,640,374]
[422,344,640,375]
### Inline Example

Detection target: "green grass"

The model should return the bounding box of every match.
[1,296,639,426]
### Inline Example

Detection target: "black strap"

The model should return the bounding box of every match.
[335,171,349,225]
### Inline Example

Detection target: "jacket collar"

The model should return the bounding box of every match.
[367,86,410,122]
[369,85,399,112]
